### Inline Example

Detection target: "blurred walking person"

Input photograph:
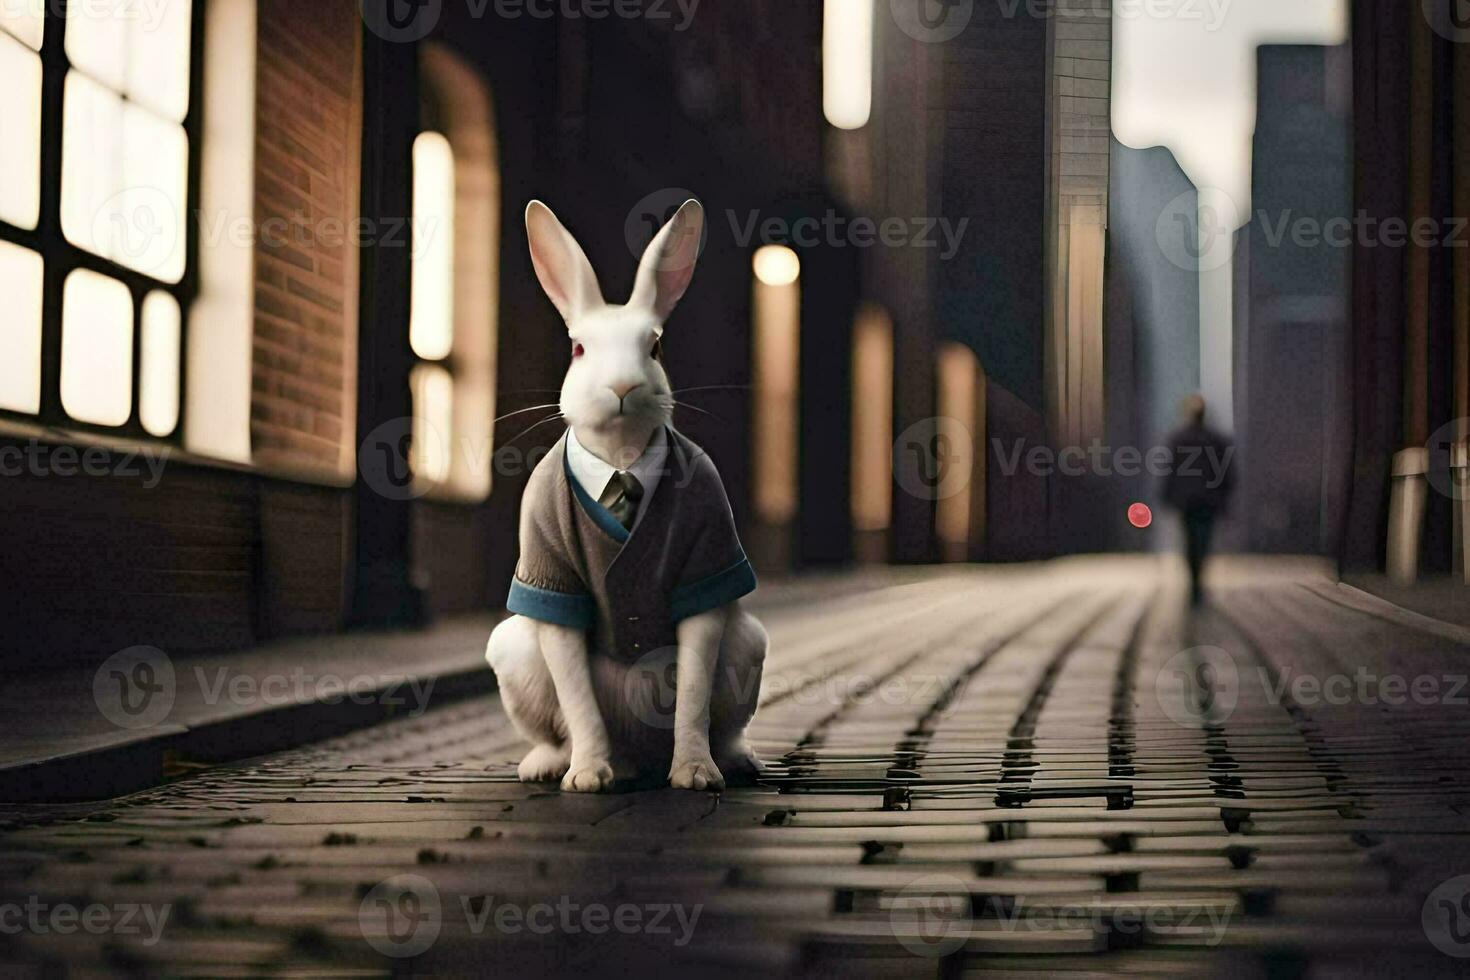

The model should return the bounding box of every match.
[1161,395,1236,606]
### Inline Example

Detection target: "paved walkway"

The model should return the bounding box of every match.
[4,558,1470,977]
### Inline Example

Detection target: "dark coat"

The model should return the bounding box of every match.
[1160,424,1236,514]
[507,428,756,660]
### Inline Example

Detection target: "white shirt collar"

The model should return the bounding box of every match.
[565,427,669,527]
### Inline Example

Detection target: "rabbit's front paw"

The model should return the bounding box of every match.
[669,754,725,792]
[517,743,571,783]
[561,757,615,793]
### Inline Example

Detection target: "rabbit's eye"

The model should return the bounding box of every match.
[572,342,585,359]
[650,338,663,361]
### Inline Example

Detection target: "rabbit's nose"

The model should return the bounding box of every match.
[610,383,643,400]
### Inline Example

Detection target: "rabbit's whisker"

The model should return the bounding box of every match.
[670,385,751,396]
[494,404,563,425]
[501,413,567,449]
[665,401,728,425]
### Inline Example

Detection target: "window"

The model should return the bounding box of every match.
[751,244,802,527]
[935,342,980,562]
[60,268,133,426]
[0,240,44,414]
[851,304,892,558]
[0,1,198,439]
[411,44,500,502]
[140,290,181,436]
[0,27,43,230]
[409,130,457,491]
[411,131,456,364]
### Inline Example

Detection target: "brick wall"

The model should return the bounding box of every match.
[0,439,355,666]
[0,445,258,667]
[251,0,363,479]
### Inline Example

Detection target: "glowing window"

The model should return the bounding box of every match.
[0,31,42,230]
[66,0,192,122]
[411,132,456,362]
[752,246,801,525]
[0,0,216,447]
[140,291,182,436]
[62,71,189,283]
[0,241,43,414]
[0,1,44,51]
[851,306,893,534]
[412,363,454,486]
[823,0,873,130]
[415,45,500,502]
[936,343,979,560]
[61,270,134,427]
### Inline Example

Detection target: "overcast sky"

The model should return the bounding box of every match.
[1112,0,1349,216]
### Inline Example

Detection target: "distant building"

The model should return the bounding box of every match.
[1238,45,1353,557]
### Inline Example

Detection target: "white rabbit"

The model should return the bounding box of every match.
[486,198,767,793]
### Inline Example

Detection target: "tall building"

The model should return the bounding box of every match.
[1239,45,1353,557]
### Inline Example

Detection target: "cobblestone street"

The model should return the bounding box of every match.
[6,558,1470,977]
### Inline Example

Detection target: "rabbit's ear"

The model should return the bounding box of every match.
[526,201,605,323]
[629,199,705,322]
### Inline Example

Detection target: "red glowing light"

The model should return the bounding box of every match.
[1128,503,1153,529]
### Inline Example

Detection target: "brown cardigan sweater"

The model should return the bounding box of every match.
[506,428,756,661]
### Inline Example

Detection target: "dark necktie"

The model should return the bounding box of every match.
[599,471,645,531]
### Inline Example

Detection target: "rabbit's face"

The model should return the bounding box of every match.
[560,304,672,436]
[527,198,705,456]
